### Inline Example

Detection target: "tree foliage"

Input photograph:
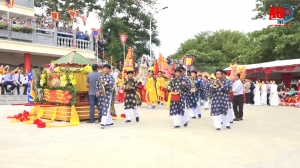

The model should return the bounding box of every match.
[34,0,160,64]
[169,0,300,73]
[101,0,160,63]
[170,30,250,73]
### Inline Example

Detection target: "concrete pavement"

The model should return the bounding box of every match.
[0,104,300,168]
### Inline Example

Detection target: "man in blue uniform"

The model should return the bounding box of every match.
[96,64,115,129]
[210,69,231,131]
[179,66,191,126]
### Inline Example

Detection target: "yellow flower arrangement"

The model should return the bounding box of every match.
[79,65,92,73]
[60,72,68,87]
[69,72,76,86]
[40,73,47,86]
[54,67,61,73]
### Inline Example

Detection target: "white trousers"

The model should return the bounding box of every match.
[227,103,233,122]
[204,100,209,109]
[172,114,189,126]
[190,101,202,117]
[125,108,139,121]
[184,100,189,122]
[213,115,229,128]
[101,96,114,125]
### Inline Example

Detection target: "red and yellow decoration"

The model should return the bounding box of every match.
[3,0,14,8]
[183,56,195,67]
[68,9,78,21]
[119,33,128,45]
[51,11,60,21]
[92,28,102,40]
[230,63,246,81]
[43,89,74,104]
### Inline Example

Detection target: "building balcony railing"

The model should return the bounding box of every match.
[0,22,94,51]
[14,0,34,9]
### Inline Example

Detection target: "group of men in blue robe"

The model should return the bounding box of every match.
[168,67,233,130]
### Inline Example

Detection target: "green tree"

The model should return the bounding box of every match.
[170,30,250,73]
[246,0,300,63]
[34,0,160,64]
[100,0,160,63]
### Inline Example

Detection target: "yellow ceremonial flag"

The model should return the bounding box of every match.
[159,53,171,73]
[186,58,191,65]
[121,46,134,85]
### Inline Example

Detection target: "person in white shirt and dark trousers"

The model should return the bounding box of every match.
[22,72,29,95]
[232,73,244,121]
[14,69,26,95]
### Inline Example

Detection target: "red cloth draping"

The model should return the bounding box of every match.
[250,77,258,81]
[256,68,262,73]
[117,89,124,102]
[274,66,285,71]
[246,69,254,74]
[285,66,296,72]
[264,67,274,81]
[281,73,292,88]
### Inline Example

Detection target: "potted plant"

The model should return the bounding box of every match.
[0,20,8,30]
[11,24,34,41]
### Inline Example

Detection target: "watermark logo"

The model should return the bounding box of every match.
[269,4,294,26]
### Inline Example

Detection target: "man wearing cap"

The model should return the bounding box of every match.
[86,64,101,123]
[123,70,140,123]
[179,66,191,124]
[188,70,202,118]
[210,69,231,131]
[145,68,157,108]
[167,68,188,128]
[156,71,165,105]
[96,64,115,129]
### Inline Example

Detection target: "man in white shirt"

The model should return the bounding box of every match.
[22,72,29,95]
[232,73,244,121]
[14,69,25,95]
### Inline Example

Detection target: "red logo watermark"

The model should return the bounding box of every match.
[269,4,294,26]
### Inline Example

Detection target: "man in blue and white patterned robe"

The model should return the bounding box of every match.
[168,68,188,128]
[96,64,115,129]
[179,66,191,126]
[188,70,202,119]
[201,76,211,110]
[210,69,231,131]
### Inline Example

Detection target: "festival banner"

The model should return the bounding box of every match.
[3,0,14,8]
[68,9,78,21]
[51,11,60,21]
[92,28,102,39]
[119,33,128,45]
[159,53,172,74]
[121,46,134,84]
[80,16,87,26]
[183,56,195,66]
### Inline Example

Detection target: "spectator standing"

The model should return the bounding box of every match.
[86,64,101,123]
[244,79,251,104]
[22,71,29,95]
[14,69,24,95]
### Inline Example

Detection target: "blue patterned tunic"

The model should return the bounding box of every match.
[96,74,115,116]
[201,81,211,101]
[168,78,187,116]
[188,78,201,108]
[210,79,231,116]
[27,71,33,103]
[223,79,232,103]
[181,75,191,107]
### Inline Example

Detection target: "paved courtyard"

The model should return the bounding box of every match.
[0,104,300,168]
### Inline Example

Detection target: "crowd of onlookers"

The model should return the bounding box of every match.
[0,66,28,95]
[0,13,90,41]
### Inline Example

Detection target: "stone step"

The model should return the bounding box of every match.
[0,95,28,105]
